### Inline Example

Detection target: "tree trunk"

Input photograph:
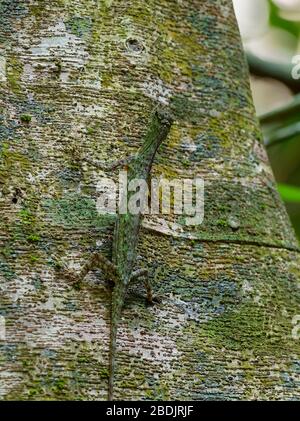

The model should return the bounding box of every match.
[0,0,299,400]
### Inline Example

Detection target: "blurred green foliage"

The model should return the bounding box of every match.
[244,0,300,241]
[278,183,300,202]
[269,1,300,37]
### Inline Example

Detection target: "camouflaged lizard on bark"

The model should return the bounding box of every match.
[57,109,173,400]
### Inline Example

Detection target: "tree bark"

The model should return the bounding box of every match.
[0,0,299,400]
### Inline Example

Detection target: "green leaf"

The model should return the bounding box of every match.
[277,183,300,202]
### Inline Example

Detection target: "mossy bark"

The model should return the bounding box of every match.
[0,0,299,400]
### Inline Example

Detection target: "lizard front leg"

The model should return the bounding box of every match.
[55,251,118,286]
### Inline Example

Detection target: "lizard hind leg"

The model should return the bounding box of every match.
[55,251,118,286]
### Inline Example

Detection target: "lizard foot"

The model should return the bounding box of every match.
[52,256,82,286]
[146,294,162,306]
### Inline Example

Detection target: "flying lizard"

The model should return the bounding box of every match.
[57,108,173,400]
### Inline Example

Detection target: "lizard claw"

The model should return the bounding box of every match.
[52,256,81,286]
[152,295,162,304]
[146,295,162,306]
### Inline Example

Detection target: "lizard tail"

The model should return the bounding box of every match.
[108,283,125,401]
[108,319,117,401]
